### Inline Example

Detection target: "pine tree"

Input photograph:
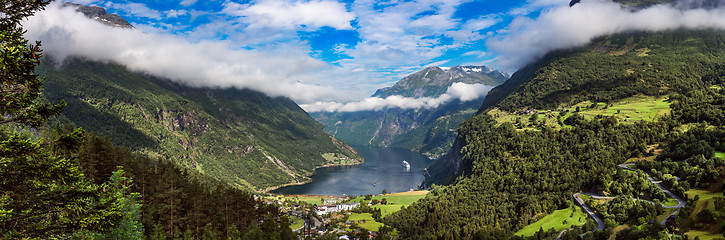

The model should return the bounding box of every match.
[98,167,143,240]
[0,1,121,237]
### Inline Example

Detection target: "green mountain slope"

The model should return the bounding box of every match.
[386,29,725,239]
[38,59,360,191]
[312,66,508,157]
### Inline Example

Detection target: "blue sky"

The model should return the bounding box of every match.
[65,0,563,90]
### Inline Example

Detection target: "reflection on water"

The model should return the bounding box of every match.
[271,145,430,196]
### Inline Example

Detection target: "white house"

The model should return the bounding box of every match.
[336,202,360,211]
[315,202,360,215]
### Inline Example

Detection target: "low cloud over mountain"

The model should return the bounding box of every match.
[488,0,725,71]
[301,82,493,112]
[24,2,353,104]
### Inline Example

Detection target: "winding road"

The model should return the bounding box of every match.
[556,163,686,239]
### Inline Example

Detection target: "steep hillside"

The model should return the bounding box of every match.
[38,59,361,191]
[387,29,725,239]
[312,66,507,157]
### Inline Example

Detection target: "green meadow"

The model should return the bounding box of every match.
[348,213,384,232]
[351,191,429,216]
[289,216,304,231]
[514,204,589,237]
[489,95,671,129]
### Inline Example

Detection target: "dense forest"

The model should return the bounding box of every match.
[386,30,725,239]
[76,130,295,240]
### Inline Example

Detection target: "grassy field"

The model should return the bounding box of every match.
[655,209,677,224]
[685,231,725,240]
[715,152,725,159]
[686,189,723,206]
[348,213,384,232]
[686,189,723,216]
[514,204,589,237]
[489,95,670,129]
[663,198,679,207]
[351,191,429,217]
[272,195,326,205]
[684,189,725,238]
[289,216,304,231]
[565,95,670,122]
[321,153,358,165]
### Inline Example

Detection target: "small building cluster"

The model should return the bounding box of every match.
[314,202,360,215]
[322,197,345,205]
[517,109,538,115]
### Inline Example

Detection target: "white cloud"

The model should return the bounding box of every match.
[508,0,566,16]
[165,9,188,18]
[68,0,99,5]
[180,0,197,7]
[24,2,365,104]
[221,0,355,30]
[301,83,493,112]
[488,0,725,72]
[462,50,487,58]
[445,15,500,42]
[103,2,162,20]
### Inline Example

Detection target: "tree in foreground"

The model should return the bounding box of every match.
[0,0,125,238]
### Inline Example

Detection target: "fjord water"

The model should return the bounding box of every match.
[272,146,429,196]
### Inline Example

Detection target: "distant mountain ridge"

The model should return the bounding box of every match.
[373,65,509,98]
[63,2,134,28]
[312,65,508,157]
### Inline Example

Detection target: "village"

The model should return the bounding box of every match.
[262,190,429,239]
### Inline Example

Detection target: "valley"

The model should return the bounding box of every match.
[4,0,725,239]
[311,65,508,158]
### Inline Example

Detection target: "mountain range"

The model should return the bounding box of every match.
[38,58,360,191]
[311,65,508,158]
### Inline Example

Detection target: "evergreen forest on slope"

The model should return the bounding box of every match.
[386,29,725,239]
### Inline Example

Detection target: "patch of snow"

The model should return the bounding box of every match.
[439,67,451,71]
[460,66,483,73]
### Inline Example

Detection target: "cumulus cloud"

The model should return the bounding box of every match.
[301,83,493,112]
[488,0,725,72]
[179,0,197,7]
[24,2,358,104]
[165,9,188,18]
[221,0,355,30]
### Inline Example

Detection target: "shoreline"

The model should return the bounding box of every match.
[263,158,364,193]
[273,190,431,202]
